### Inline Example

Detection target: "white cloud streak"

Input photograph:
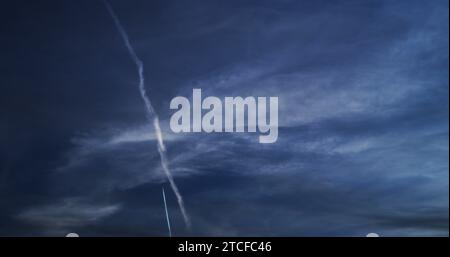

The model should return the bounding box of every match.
[102,0,191,228]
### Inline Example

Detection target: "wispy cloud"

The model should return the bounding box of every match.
[18,198,120,235]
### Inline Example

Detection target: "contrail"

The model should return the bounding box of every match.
[162,187,172,237]
[102,0,191,229]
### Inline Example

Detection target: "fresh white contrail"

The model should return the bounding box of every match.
[162,187,172,237]
[102,0,191,229]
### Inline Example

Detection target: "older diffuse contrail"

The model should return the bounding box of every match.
[102,0,191,230]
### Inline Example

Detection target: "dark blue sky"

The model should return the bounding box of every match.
[0,0,448,236]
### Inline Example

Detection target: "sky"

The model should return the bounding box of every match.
[0,0,448,236]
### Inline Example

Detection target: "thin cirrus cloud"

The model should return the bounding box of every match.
[17,198,121,236]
